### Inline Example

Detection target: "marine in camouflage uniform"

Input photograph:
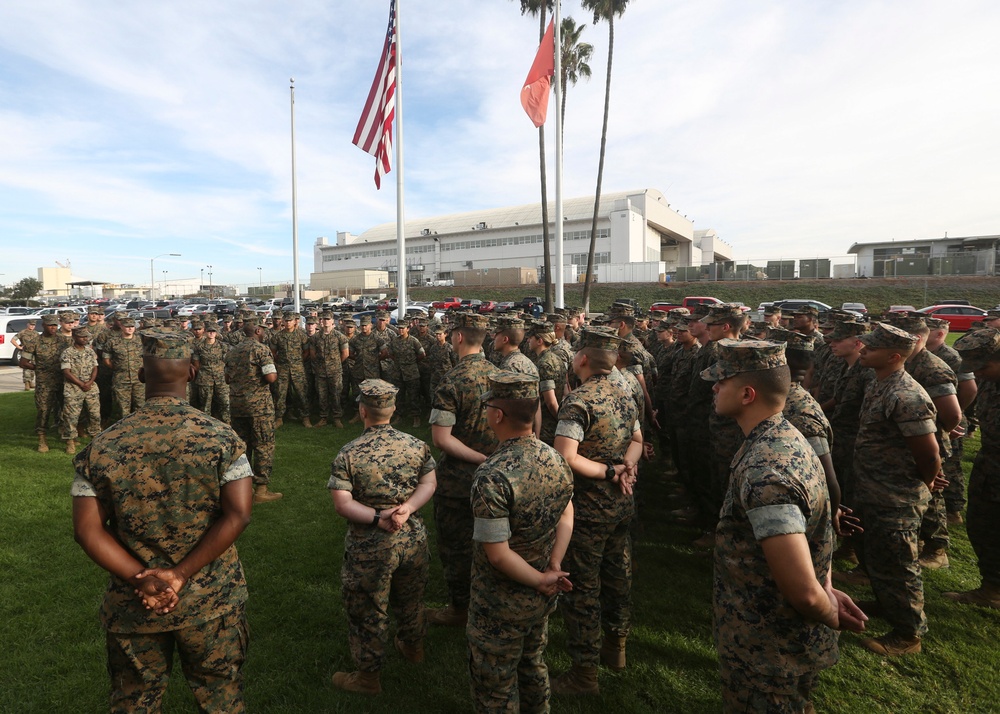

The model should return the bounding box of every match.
[193,323,230,423]
[14,319,39,389]
[528,321,567,446]
[385,324,426,422]
[93,314,122,425]
[71,329,252,713]
[373,311,400,384]
[545,314,574,371]
[20,315,71,451]
[468,373,574,713]
[349,316,381,420]
[852,323,940,655]
[103,318,145,418]
[303,315,320,417]
[225,318,281,502]
[426,324,458,399]
[270,313,310,425]
[945,330,1000,608]
[329,380,437,694]
[427,313,499,625]
[827,321,874,512]
[340,318,358,408]
[309,312,350,426]
[665,316,701,499]
[60,327,101,450]
[702,339,842,712]
[552,329,642,694]
[414,319,436,402]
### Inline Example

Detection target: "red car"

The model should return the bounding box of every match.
[917,304,988,332]
[478,301,497,314]
[432,296,462,310]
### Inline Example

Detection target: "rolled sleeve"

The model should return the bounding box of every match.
[429,408,456,427]
[555,420,585,442]
[221,454,253,485]
[924,383,957,399]
[747,504,807,540]
[898,417,937,437]
[261,363,277,376]
[473,517,511,543]
[70,475,97,498]
[807,436,830,457]
[539,378,556,393]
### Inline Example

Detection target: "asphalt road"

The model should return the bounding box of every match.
[0,366,29,394]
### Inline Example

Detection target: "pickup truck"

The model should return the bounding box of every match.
[432,296,462,310]
[650,296,723,312]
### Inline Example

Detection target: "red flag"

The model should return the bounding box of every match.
[520,19,555,128]
[353,1,397,189]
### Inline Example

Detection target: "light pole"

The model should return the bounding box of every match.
[207,265,213,300]
[162,271,168,298]
[257,267,262,295]
[150,253,181,301]
[200,268,204,295]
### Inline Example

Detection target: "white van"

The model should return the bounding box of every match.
[0,316,43,365]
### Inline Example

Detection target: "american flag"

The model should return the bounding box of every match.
[352,1,397,189]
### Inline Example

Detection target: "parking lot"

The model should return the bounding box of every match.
[0,366,27,394]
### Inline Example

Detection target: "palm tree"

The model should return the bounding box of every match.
[511,0,554,312]
[557,16,593,137]
[580,0,630,313]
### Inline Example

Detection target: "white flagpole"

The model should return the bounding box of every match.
[554,2,564,308]
[394,0,407,319]
[290,78,301,314]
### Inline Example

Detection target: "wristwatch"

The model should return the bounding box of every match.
[372,509,382,526]
[605,463,616,481]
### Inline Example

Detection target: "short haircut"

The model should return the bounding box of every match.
[362,403,394,421]
[733,366,791,408]
[492,397,537,426]
[498,327,525,344]
[784,349,813,374]
[455,326,487,346]
[581,346,616,372]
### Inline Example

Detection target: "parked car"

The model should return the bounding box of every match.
[0,316,42,365]
[459,299,482,310]
[432,296,463,310]
[494,301,515,314]
[939,299,971,306]
[916,305,988,332]
[478,301,497,314]
[772,299,833,314]
[176,304,208,317]
[887,305,917,314]
[393,306,429,323]
[516,296,543,312]
[32,306,87,317]
[841,302,868,315]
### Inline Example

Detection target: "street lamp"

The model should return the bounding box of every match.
[207,265,213,299]
[162,270,168,298]
[200,268,204,295]
[257,267,262,295]
[150,253,181,301]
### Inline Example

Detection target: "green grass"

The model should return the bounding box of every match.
[2,390,998,713]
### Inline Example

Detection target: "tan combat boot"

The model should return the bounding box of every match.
[412,416,421,428]
[37,434,49,453]
[947,510,963,525]
[333,418,344,428]
[600,634,627,671]
[394,635,424,663]
[348,413,361,425]
[859,632,921,656]
[919,547,949,570]
[274,418,283,429]
[425,605,467,627]
[551,664,600,696]
[65,439,77,455]
[331,670,381,695]
[302,416,313,428]
[943,584,1000,609]
[253,485,283,503]
[314,418,328,428]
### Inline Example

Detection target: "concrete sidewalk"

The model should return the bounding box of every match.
[0,366,31,394]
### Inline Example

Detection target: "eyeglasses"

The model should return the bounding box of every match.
[484,403,504,416]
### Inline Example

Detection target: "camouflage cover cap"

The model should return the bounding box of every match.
[190,319,204,329]
[545,312,568,325]
[452,312,489,329]
[319,310,335,319]
[888,313,927,333]
[829,321,869,340]
[119,317,137,327]
[767,328,814,352]
[205,322,219,332]
[858,322,917,350]
[414,317,429,326]
[793,305,820,317]
[481,371,540,402]
[554,307,569,316]
[357,378,398,408]
[528,319,555,336]
[358,315,372,326]
[924,317,949,329]
[701,303,745,325]
[431,323,446,334]
[341,317,357,326]
[701,338,787,382]
[819,309,857,328]
[608,304,634,319]
[25,316,37,323]
[59,311,78,323]
[954,328,1000,371]
[578,327,623,351]
[72,326,91,338]
[497,316,525,330]
[87,305,103,314]
[284,312,301,321]
[243,317,258,327]
[42,315,59,326]
[140,329,192,359]
[375,309,390,319]
[305,316,318,324]
[222,314,234,321]
[987,309,1000,319]
[672,319,690,332]
[114,310,129,319]
[763,304,782,315]
[669,307,691,318]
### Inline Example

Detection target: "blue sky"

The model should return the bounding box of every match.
[1,0,998,290]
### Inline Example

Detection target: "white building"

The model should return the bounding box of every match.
[311,189,733,290]
[848,235,1000,278]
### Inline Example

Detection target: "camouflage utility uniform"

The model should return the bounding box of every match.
[535,347,567,445]
[930,340,974,515]
[225,339,277,488]
[310,328,350,422]
[26,328,71,436]
[469,435,573,712]
[104,333,145,417]
[270,327,309,421]
[715,414,838,710]
[194,338,230,423]
[14,326,38,388]
[60,341,101,441]
[387,334,426,417]
[328,423,436,673]
[71,395,252,712]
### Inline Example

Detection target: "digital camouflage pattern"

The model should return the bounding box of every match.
[26,331,72,434]
[270,328,309,420]
[782,382,833,457]
[15,326,39,387]
[929,341,972,512]
[388,333,425,416]
[429,352,498,609]
[498,348,539,378]
[104,333,145,416]
[60,343,100,441]
[329,424,436,672]
[967,379,1000,585]
[349,331,381,382]
[426,336,458,398]
[225,339,276,486]
[373,324,400,383]
[535,347,567,445]
[468,435,573,712]
[309,328,350,419]
[714,414,838,679]
[71,396,250,633]
[829,360,875,506]
[194,338,231,423]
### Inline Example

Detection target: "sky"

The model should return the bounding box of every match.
[1,0,998,290]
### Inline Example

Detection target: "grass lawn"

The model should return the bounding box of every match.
[2,387,998,713]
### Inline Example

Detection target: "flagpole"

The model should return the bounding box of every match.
[554,2,564,308]
[290,78,301,314]
[394,0,407,320]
